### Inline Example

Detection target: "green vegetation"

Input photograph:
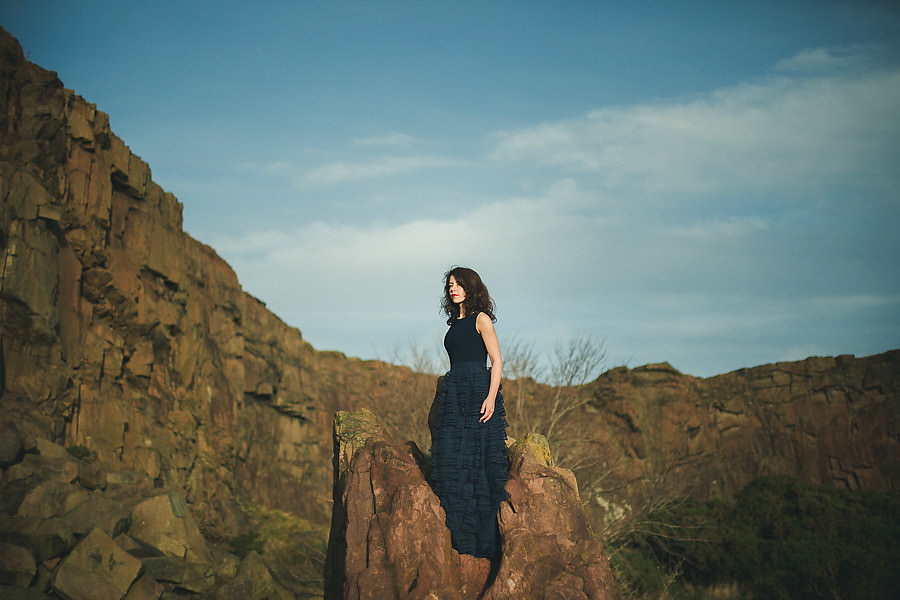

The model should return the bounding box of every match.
[607,475,900,600]
[227,507,328,599]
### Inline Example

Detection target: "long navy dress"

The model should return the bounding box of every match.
[428,313,509,558]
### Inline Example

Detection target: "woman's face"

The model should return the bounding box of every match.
[448,275,466,305]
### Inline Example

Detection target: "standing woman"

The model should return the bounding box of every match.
[429,266,509,559]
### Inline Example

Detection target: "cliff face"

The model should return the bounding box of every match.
[0,26,429,540]
[1,22,898,559]
[575,353,900,525]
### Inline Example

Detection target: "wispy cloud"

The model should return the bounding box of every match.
[353,132,416,147]
[774,45,879,74]
[672,217,770,239]
[213,46,900,376]
[488,49,900,198]
[303,155,463,186]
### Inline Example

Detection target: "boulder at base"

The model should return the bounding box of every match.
[325,408,623,600]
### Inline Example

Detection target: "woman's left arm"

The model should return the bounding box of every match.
[476,312,502,423]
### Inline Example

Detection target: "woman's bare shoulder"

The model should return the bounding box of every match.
[475,311,494,333]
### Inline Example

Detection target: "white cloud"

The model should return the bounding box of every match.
[774,46,876,74]
[302,155,463,185]
[212,47,900,376]
[488,50,900,198]
[353,132,416,147]
[672,217,770,239]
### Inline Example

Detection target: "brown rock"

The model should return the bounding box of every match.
[0,479,31,514]
[325,409,623,600]
[213,551,293,600]
[51,528,141,600]
[128,491,212,562]
[122,573,165,600]
[63,492,130,537]
[16,480,89,521]
[0,587,46,600]
[14,517,74,562]
[104,471,154,500]
[140,556,214,593]
[6,452,80,484]
[0,541,36,587]
[34,437,69,460]
[486,435,621,600]
[0,422,23,467]
[76,460,107,490]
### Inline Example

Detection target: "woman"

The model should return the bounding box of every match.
[428,266,509,559]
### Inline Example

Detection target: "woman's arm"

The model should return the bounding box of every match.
[476,312,502,423]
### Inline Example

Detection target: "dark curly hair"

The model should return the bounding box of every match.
[441,266,496,324]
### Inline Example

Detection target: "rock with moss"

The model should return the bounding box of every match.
[325,409,623,600]
[332,408,391,477]
[487,433,621,599]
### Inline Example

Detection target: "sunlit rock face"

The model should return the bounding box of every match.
[2,23,899,597]
[574,353,900,527]
[0,25,406,538]
[325,409,623,600]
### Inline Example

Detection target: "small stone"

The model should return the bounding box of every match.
[77,460,107,490]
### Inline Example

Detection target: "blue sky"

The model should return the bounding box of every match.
[5,1,900,377]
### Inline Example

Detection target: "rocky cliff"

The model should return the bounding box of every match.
[570,353,900,527]
[325,409,621,600]
[0,26,432,543]
[2,24,899,598]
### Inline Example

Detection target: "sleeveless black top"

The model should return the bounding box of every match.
[443,313,488,366]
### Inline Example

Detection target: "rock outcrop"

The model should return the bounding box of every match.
[2,24,899,597]
[325,408,622,600]
[573,352,900,526]
[0,25,432,543]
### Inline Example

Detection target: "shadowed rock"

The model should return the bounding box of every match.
[213,551,293,600]
[0,541,36,587]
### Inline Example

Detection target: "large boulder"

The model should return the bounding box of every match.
[50,528,141,600]
[128,491,213,562]
[325,408,622,600]
[487,434,620,599]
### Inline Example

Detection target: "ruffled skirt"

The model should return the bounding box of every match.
[428,361,509,558]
